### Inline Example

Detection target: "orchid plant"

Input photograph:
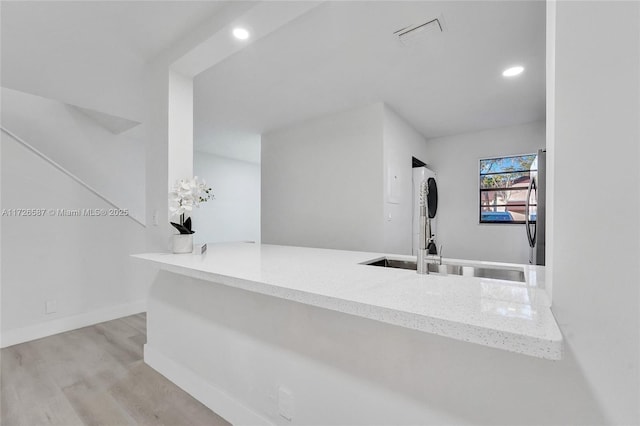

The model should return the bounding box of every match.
[169,177,213,234]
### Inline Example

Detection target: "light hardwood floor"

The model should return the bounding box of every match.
[1,314,231,426]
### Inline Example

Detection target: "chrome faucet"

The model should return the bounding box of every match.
[417,180,429,274]
[418,181,442,275]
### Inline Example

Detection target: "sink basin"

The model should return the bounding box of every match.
[468,266,525,282]
[365,258,417,270]
[363,257,525,283]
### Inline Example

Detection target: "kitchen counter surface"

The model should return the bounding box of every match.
[133,243,562,360]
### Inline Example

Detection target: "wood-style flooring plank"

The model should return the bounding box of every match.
[110,361,229,426]
[30,326,130,391]
[2,392,84,426]
[118,314,147,335]
[63,381,137,426]
[1,314,231,426]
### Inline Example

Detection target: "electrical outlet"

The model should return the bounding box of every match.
[152,209,159,226]
[45,299,57,314]
[278,386,294,421]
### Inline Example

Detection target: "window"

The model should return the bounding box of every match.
[479,154,536,224]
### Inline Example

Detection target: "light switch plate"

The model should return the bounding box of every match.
[387,167,400,204]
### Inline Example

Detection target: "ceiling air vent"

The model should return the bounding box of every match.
[394,17,445,46]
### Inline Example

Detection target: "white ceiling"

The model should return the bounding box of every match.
[194,1,546,161]
[1,1,228,61]
[2,1,546,164]
[1,1,228,118]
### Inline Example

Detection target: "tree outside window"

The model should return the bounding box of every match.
[480,154,536,224]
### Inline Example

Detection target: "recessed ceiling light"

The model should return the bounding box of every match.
[233,28,250,40]
[502,66,524,77]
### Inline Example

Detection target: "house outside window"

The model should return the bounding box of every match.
[479,154,537,224]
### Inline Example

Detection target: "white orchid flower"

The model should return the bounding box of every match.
[169,177,214,223]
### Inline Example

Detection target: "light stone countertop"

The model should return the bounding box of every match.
[133,242,562,360]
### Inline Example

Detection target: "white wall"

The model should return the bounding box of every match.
[168,70,194,188]
[0,7,156,346]
[0,1,266,346]
[382,106,430,255]
[545,0,556,300]
[191,151,260,245]
[146,271,608,426]
[424,121,545,264]
[551,1,640,424]
[262,103,432,255]
[262,104,543,262]
[0,133,151,347]
[261,103,385,252]
[1,87,146,223]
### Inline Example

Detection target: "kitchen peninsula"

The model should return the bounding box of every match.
[133,243,563,425]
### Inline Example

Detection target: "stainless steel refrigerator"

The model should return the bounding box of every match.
[526,149,546,265]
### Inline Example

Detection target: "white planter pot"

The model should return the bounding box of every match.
[172,234,194,254]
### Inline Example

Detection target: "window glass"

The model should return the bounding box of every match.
[480,154,537,224]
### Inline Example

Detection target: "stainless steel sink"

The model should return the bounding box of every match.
[365,258,417,270]
[468,266,525,282]
[363,257,525,282]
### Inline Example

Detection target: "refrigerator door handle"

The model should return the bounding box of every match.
[525,176,537,248]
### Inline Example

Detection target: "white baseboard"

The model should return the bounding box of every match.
[144,344,274,426]
[0,300,146,348]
